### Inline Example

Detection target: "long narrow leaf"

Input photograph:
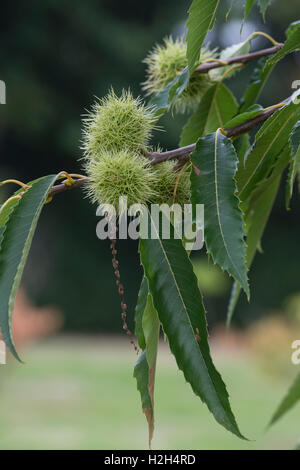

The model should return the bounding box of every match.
[286,121,300,208]
[134,287,160,448]
[237,99,300,202]
[269,371,300,427]
[149,68,189,117]
[0,196,22,248]
[227,144,290,324]
[227,172,282,325]
[240,57,274,113]
[134,276,148,350]
[142,293,160,447]
[190,132,249,297]
[266,21,300,68]
[186,0,220,74]
[139,210,245,439]
[241,22,300,113]
[212,38,252,80]
[225,104,264,129]
[258,0,273,20]
[244,0,256,21]
[180,83,238,146]
[133,351,153,435]
[0,175,59,360]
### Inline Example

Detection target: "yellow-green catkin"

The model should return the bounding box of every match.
[143,36,217,112]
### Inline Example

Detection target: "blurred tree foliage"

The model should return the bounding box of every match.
[0,0,299,332]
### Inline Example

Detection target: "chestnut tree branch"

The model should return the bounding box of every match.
[194,44,283,74]
[148,98,288,165]
[49,176,90,197]
[47,94,290,198]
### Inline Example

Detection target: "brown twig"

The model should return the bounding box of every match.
[148,98,288,165]
[46,94,290,197]
[194,44,283,74]
[48,176,90,196]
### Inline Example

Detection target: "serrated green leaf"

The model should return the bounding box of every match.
[142,293,160,448]
[186,0,220,74]
[244,0,256,21]
[139,209,245,439]
[220,41,251,61]
[266,21,300,68]
[240,57,274,112]
[243,0,272,24]
[227,171,281,326]
[226,282,240,327]
[0,196,22,248]
[190,132,249,297]
[134,276,148,350]
[149,68,189,117]
[288,21,300,36]
[134,288,160,448]
[180,83,238,146]
[149,81,174,117]
[142,294,160,371]
[286,121,300,208]
[227,145,289,325]
[133,351,153,428]
[248,143,291,206]
[225,104,264,128]
[0,197,21,229]
[169,67,190,105]
[258,0,272,20]
[269,371,300,427]
[241,22,300,112]
[212,38,252,80]
[237,99,300,202]
[234,134,251,166]
[0,175,59,361]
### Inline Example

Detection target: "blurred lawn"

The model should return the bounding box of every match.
[0,336,299,450]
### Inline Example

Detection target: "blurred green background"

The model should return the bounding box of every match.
[0,337,299,450]
[0,0,300,450]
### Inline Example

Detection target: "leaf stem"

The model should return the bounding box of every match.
[0,179,30,191]
[249,31,281,47]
